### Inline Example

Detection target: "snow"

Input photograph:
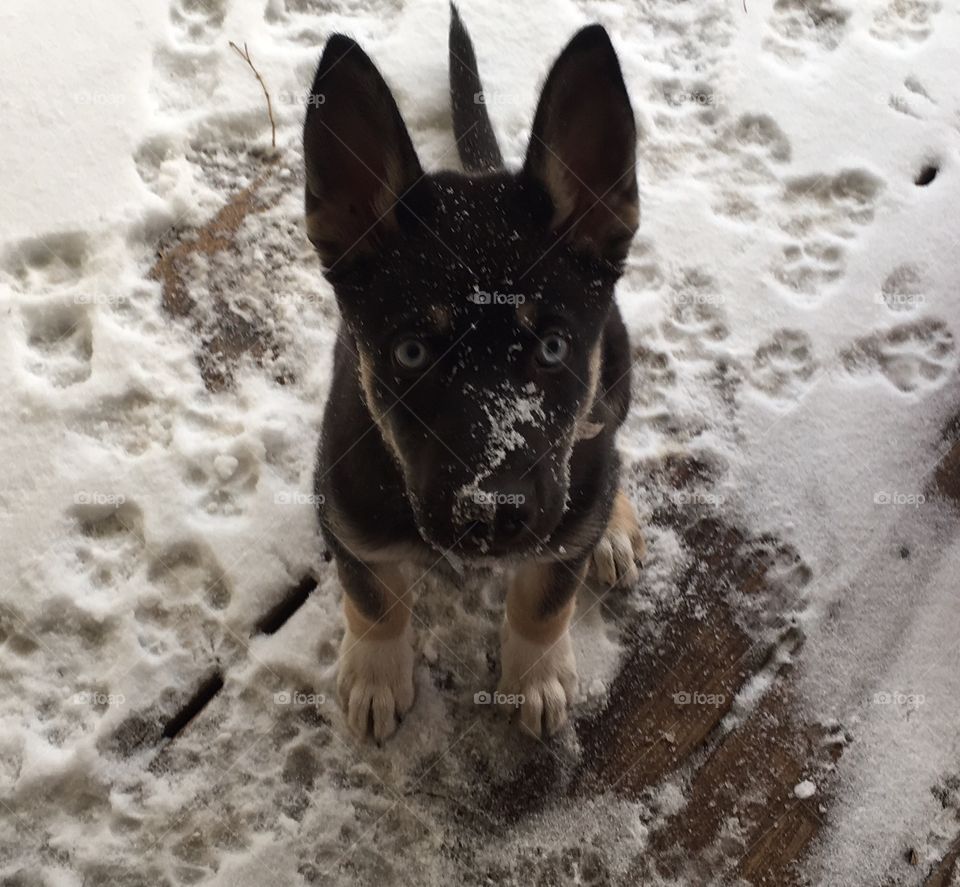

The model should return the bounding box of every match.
[2,0,960,884]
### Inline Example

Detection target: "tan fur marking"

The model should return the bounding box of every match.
[341,561,412,641]
[363,152,407,236]
[306,194,400,262]
[589,489,646,587]
[305,148,406,262]
[506,561,580,645]
[304,212,327,253]
[541,158,638,257]
[517,300,538,331]
[543,158,578,229]
[427,304,452,334]
[574,342,603,440]
[609,489,646,561]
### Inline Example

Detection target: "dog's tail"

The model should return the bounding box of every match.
[449,3,503,173]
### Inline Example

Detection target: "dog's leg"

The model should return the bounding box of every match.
[498,560,584,737]
[590,490,646,587]
[335,557,415,742]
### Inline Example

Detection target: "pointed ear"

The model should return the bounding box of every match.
[523,26,638,263]
[303,35,423,268]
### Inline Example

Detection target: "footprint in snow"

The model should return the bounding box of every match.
[871,0,943,46]
[70,500,146,590]
[183,446,261,518]
[763,0,851,65]
[880,264,927,313]
[169,0,226,47]
[660,270,730,362]
[840,318,956,393]
[771,169,885,303]
[21,303,93,389]
[1,231,91,294]
[265,0,404,44]
[749,329,818,402]
[889,76,937,119]
[710,114,792,224]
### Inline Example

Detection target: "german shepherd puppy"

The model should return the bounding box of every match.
[304,4,644,741]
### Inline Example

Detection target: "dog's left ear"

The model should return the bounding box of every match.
[303,35,423,269]
[523,26,638,263]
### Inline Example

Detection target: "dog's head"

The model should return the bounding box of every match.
[304,26,638,558]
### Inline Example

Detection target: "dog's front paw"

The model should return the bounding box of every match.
[498,622,577,738]
[590,491,645,587]
[337,624,415,742]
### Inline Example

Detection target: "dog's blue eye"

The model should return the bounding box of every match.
[394,338,429,371]
[536,333,570,368]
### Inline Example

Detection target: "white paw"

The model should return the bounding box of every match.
[337,623,415,742]
[497,622,578,738]
[590,496,646,587]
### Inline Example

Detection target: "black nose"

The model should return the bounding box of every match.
[458,486,535,551]
[494,496,533,543]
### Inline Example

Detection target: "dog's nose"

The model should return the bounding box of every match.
[493,497,533,543]
[458,486,535,551]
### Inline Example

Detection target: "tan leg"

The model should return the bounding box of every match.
[590,490,646,587]
[498,559,583,737]
[336,559,415,742]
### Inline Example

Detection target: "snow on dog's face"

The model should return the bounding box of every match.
[303,31,637,556]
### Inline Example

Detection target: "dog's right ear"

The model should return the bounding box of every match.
[303,35,423,268]
[523,26,638,264]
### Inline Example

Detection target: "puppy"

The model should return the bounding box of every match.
[304,4,644,740]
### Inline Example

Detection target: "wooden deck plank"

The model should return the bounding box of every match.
[935,414,960,504]
[924,839,960,886]
[639,685,844,884]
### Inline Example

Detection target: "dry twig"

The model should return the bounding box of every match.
[229,41,276,149]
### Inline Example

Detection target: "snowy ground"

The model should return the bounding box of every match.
[1,0,959,884]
